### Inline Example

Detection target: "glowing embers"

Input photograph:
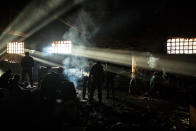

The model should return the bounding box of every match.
[51,40,72,54]
[7,42,24,54]
[167,38,196,54]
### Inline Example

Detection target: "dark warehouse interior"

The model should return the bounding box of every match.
[0,0,196,130]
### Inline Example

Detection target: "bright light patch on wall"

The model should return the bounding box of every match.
[167,38,196,54]
[51,40,72,54]
[7,42,24,54]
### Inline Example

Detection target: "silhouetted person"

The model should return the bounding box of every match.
[0,69,12,88]
[82,75,89,99]
[82,65,91,100]
[0,70,12,98]
[40,71,79,126]
[89,61,104,103]
[105,63,115,99]
[129,73,136,95]
[9,74,31,97]
[21,52,34,87]
[106,71,115,99]
[38,66,48,89]
[149,72,160,97]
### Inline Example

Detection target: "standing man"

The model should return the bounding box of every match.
[129,72,136,95]
[82,63,93,100]
[105,63,115,99]
[149,72,160,97]
[89,61,104,103]
[21,52,34,87]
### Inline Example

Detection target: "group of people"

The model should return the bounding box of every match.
[20,52,116,104]
[0,52,35,90]
[128,68,170,98]
[20,51,171,101]
[82,62,116,103]
[20,52,34,87]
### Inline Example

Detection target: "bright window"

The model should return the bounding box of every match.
[7,42,24,54]
[51,40,72,54]
[167,38,196,54]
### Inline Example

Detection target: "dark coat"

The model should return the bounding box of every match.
[21,56,34,70]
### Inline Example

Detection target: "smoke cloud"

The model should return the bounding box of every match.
[61,9,99,87]
[147,55,159,69]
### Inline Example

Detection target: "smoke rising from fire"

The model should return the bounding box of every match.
[61,9,99,87]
